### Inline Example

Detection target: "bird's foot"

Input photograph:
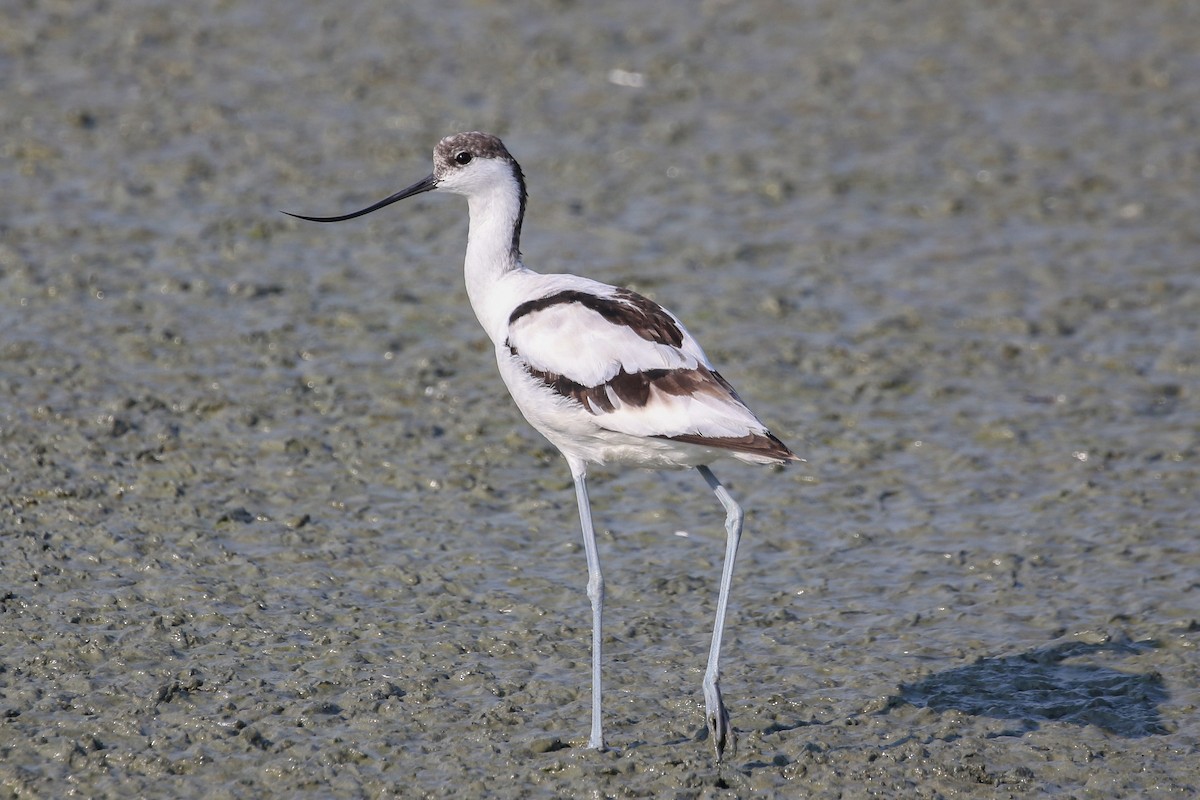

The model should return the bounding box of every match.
[704,679,736,760]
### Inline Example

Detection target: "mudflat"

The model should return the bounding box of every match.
[1,2,1196,797]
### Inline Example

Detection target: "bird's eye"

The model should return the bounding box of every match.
[455,151,472,165]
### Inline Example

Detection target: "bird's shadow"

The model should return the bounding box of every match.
[886,637,1169,738]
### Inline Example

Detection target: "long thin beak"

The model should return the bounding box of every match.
[283,174,439,223]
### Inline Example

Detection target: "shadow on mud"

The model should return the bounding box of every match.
[890,637,1168,738]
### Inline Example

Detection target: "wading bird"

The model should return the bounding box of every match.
[286,132,798,759]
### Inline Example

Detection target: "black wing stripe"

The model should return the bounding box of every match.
[653,431,799,463]
[508,288,684,348]
[511,346,730,414]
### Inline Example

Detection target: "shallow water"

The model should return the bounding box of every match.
[1,1,1198,797]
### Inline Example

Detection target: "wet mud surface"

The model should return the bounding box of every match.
[1,1,1198,797]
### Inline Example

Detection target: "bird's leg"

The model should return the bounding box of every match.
[696,465,743,760]
[569,458,605,750]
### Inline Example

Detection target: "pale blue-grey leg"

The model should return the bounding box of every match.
[696,464,743,760]
[568,457,605,750]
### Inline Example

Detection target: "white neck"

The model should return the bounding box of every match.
[462,174,528,344]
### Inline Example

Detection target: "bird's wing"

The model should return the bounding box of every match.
[503,286,778,444]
